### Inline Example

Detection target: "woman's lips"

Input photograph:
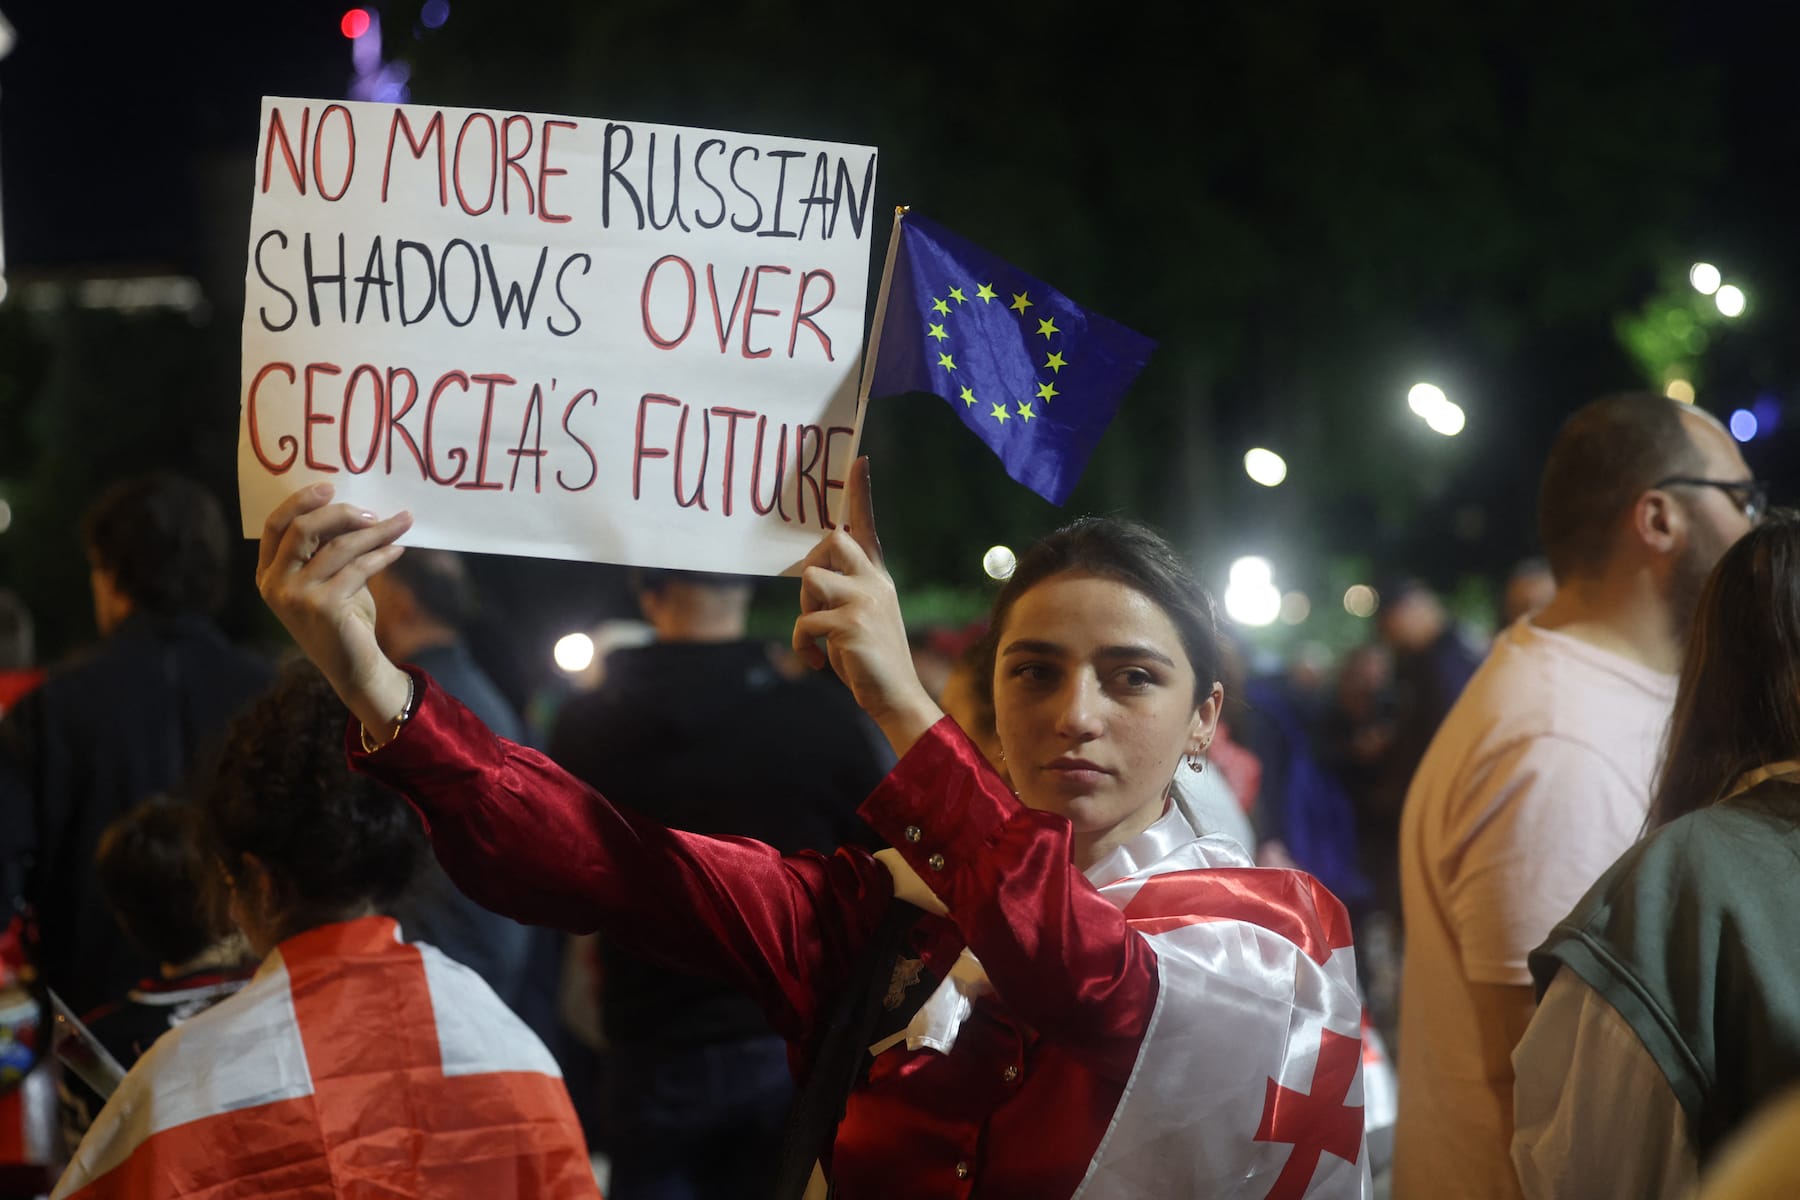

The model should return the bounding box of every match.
[1043,759,1111,786]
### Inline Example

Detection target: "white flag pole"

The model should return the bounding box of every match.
[846,205,907,469]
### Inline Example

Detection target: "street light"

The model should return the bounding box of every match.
[1225,557,1282,627]
[1243,448,1288,488]
[553,633,596,674]
[1689,262,1722,295]
[1409,383,1465,436]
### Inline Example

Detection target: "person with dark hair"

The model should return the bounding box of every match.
[254,468,1372,1197]
[1510,512,1800,1197]
[59,800,255,1146]
[367,548,534,1010]
[0,473,271,1015]
[546,567,888,1200]
[53,664,597,1199]
[1395,393,1759,1198]
[83,800,253,1068]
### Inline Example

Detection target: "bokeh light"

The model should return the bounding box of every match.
[983,545,1017,581]
[1243,448,1288,487]
[1689,262,1722,295]
[340,8,372,38]
[1664,379,1696,404]
[1343,585,1379,618]
[1729,409,1758,442]
[1408,382,1465,436]
[1716,284,1747,318]
[1279,591,1310,625]
[1225,557,1281,627]
[553,632,596,674]
[421,0,451,28]
[0,500,11,535]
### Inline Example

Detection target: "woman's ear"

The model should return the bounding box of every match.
[1187,681,1225,754]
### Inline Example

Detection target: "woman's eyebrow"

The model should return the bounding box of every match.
[1000,638,1063,658]
[1000,640,1176,668]
[1095,645,1177,668]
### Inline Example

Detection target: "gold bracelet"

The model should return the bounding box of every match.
[359,674,419,754]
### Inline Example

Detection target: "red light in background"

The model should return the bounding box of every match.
[340,8,371,38]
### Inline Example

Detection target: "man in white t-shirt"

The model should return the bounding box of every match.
[1393,393,1760,1199]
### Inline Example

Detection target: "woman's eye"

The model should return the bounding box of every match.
[1115,669,1155,691]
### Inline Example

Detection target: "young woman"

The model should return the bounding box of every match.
[255,465,1371,1198]
[1513,512,1800,1199]
[53,665,597,1200]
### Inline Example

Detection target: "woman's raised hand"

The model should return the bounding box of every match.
[792,458,942,757]
[256,483,414,735]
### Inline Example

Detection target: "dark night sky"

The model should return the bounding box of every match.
[6,0,1800,675]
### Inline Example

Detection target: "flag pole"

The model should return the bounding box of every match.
[848,205,907,466]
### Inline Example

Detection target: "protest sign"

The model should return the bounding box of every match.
[238,97,878,573]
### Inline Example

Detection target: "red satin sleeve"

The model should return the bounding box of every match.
[858,717,1158,1074]
[346,668,895,1045]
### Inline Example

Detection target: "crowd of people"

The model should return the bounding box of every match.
[2,388,1799,1197]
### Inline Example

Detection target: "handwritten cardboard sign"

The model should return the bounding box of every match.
[238,97,879,573]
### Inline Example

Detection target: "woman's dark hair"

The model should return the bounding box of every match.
[96,798,224,967]
[1651,510,1800,827]
[202,662,423,937]
[978,517,1222,705]
[82,473,230,617]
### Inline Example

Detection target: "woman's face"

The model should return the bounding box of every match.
[993,571,1220,860]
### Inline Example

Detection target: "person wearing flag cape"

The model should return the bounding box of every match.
[252,462,1372,1199]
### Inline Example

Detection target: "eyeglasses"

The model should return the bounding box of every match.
[1653,476,1769,524]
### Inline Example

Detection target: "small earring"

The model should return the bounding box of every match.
[1186,754,1205,774]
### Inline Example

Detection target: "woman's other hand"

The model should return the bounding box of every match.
[256,483,414,736]
[792,458,942,756]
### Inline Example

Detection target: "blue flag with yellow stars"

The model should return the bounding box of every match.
[866,212,1156,505]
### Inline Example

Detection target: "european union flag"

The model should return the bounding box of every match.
[867,212,1156,505]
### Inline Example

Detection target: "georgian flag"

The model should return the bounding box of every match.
[1081,854,1373,1198]
[885,825,1374,1199]
[53,917,597,1199]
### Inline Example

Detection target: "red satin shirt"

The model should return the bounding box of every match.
[353,671,1160,1199]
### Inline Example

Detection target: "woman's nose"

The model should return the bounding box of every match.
[1055,676,1104,740]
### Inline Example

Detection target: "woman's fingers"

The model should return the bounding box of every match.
[791,609,837,670]
[304,511,413,587]
[841,456,883,569]
[257,483,335,580]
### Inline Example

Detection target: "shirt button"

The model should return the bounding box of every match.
[927,853,946,872]
[955,1161,970,1179]
[1002,1065,1019,1083]
[904,825,922,843]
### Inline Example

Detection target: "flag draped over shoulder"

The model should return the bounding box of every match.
[53,917,596,1200]
[867,212,1156,505]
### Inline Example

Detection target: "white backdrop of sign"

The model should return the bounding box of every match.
[238,97,879,574]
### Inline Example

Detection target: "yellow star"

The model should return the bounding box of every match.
[949,286,967,304]
[927,323,948,342]
[938,352,956,371]
[1016,401,1035,422]
[989,402,1010,424]
[931,297,951,315]
[1036,381,1059,402]
[976,283,997,302]
[959,385,977,407]
[1044,351,1067,373]
[1009,292,1033,314]
[1036,317,1060,340]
